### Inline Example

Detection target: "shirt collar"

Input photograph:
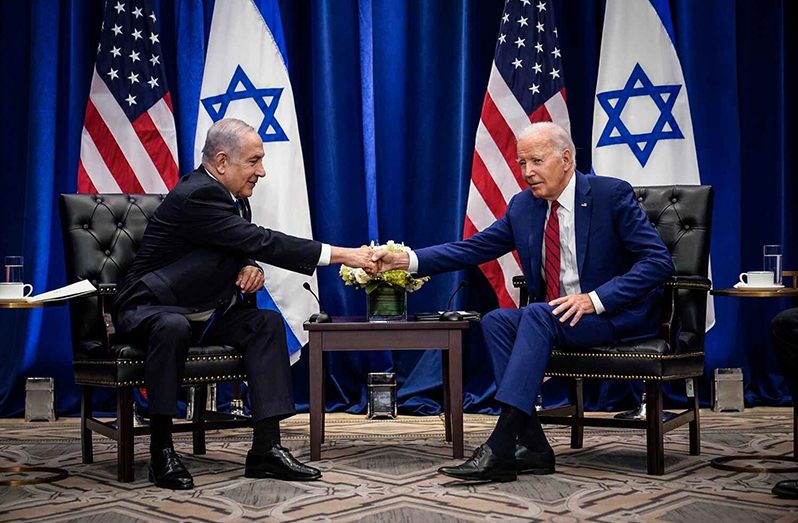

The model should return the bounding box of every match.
[202,166,237,202]
[553,171,576,213]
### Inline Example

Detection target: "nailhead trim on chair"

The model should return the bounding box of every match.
[544,372,700,381]
[76,374,249,387]
[550,351,704,360]
[80,354,245,366]
[663,281,711,290]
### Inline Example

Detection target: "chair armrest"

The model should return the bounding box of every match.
[512,276,529,306]
[98,283,117,348]
[663,276,711,291]
[659,276,710,351]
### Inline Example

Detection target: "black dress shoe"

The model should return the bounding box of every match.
[148,447,194,490]
[773,479,798,499]
[515,444,555,475]
[244,446,322,481]
[438,444,517,482]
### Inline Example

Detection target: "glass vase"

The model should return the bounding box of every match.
[367,284,407,322]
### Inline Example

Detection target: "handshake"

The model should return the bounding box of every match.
[331,245,411,275]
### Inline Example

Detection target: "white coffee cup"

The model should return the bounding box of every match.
[0,282,33,299]
[739,271,774,287]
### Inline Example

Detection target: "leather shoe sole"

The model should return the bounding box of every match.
[515,445,555,475]
[772,480,798,499]
[244,448,322,481]
[148,467,194,490]
[244,467,321,481]
[437,444,518,482]
[438,465,517,482]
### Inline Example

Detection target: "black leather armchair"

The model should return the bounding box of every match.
[513,185,713,475]
[59,194,252,482]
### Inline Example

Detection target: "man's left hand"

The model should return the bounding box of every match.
[549,293,595,326]
[237,265,264,293]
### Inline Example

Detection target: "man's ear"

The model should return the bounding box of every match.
[214,151,228,174]
[562,148,574,172]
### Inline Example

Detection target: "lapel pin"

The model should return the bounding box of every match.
[581,202,588,207]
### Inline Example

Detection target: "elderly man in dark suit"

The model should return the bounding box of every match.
[373,122,674,483]
[114,118,374,489]
[771,308,798,499]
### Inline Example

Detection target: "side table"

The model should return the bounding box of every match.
[0,300,69,486]
[710,284,798,473]
[304,317,470,461]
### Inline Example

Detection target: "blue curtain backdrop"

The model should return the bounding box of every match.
[0,0,795,417]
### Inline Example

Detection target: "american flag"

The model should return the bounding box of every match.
[464,0,570,307]
[78,0,178,194]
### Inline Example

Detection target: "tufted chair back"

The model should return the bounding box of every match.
[60,194,165,356]
[633,185,713,352]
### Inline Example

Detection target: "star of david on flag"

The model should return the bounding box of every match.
[200,65,288,143]
[596,63,683,167]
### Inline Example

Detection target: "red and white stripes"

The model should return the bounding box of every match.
[78,71,178,194]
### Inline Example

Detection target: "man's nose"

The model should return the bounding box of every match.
[256,161,266,177]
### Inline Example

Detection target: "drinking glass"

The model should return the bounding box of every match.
[763,245,782,285]
[4,256,23,283]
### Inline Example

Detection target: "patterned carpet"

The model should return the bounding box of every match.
[1,409,797,522]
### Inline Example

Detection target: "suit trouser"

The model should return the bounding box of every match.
[772,307,798,398]
[481,303,616,415]
[138,306,295,421]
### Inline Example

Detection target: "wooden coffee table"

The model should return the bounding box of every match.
[304,317,470,461]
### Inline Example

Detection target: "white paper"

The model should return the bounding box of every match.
[26,280,97,303]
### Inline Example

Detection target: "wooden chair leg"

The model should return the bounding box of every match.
[571,378,584,449]
[442,351,452,443]
[192,385,208,455]
[794,403,797,458]
[688,378,701,456]
[117,387,135,482]
[81,386,94,464]
[645,381,665,475]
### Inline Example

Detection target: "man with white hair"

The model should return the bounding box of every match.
[374,122,674,482]
[115,118,375,489]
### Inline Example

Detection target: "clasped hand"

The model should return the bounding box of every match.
[370,248,409,274]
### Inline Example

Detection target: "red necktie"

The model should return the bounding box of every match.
[544,200,561,303]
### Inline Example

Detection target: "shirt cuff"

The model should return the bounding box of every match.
[407,250,419,273]
[317,244,332,266]
[588,291,606,315]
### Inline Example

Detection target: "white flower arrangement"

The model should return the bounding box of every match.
[339,240,430,294]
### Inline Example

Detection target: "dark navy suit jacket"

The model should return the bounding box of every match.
[114,168,321,333]
[416,172,675,340]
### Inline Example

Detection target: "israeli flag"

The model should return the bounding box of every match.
[194,0,316,362]
[591,0,714,330]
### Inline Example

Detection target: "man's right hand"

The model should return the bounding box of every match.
[331,246,377,273]
[371,248,410,273]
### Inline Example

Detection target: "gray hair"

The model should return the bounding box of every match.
[201,118,256,163]
[519,122,576,161]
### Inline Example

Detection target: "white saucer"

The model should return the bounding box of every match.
[733,283,785,290]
